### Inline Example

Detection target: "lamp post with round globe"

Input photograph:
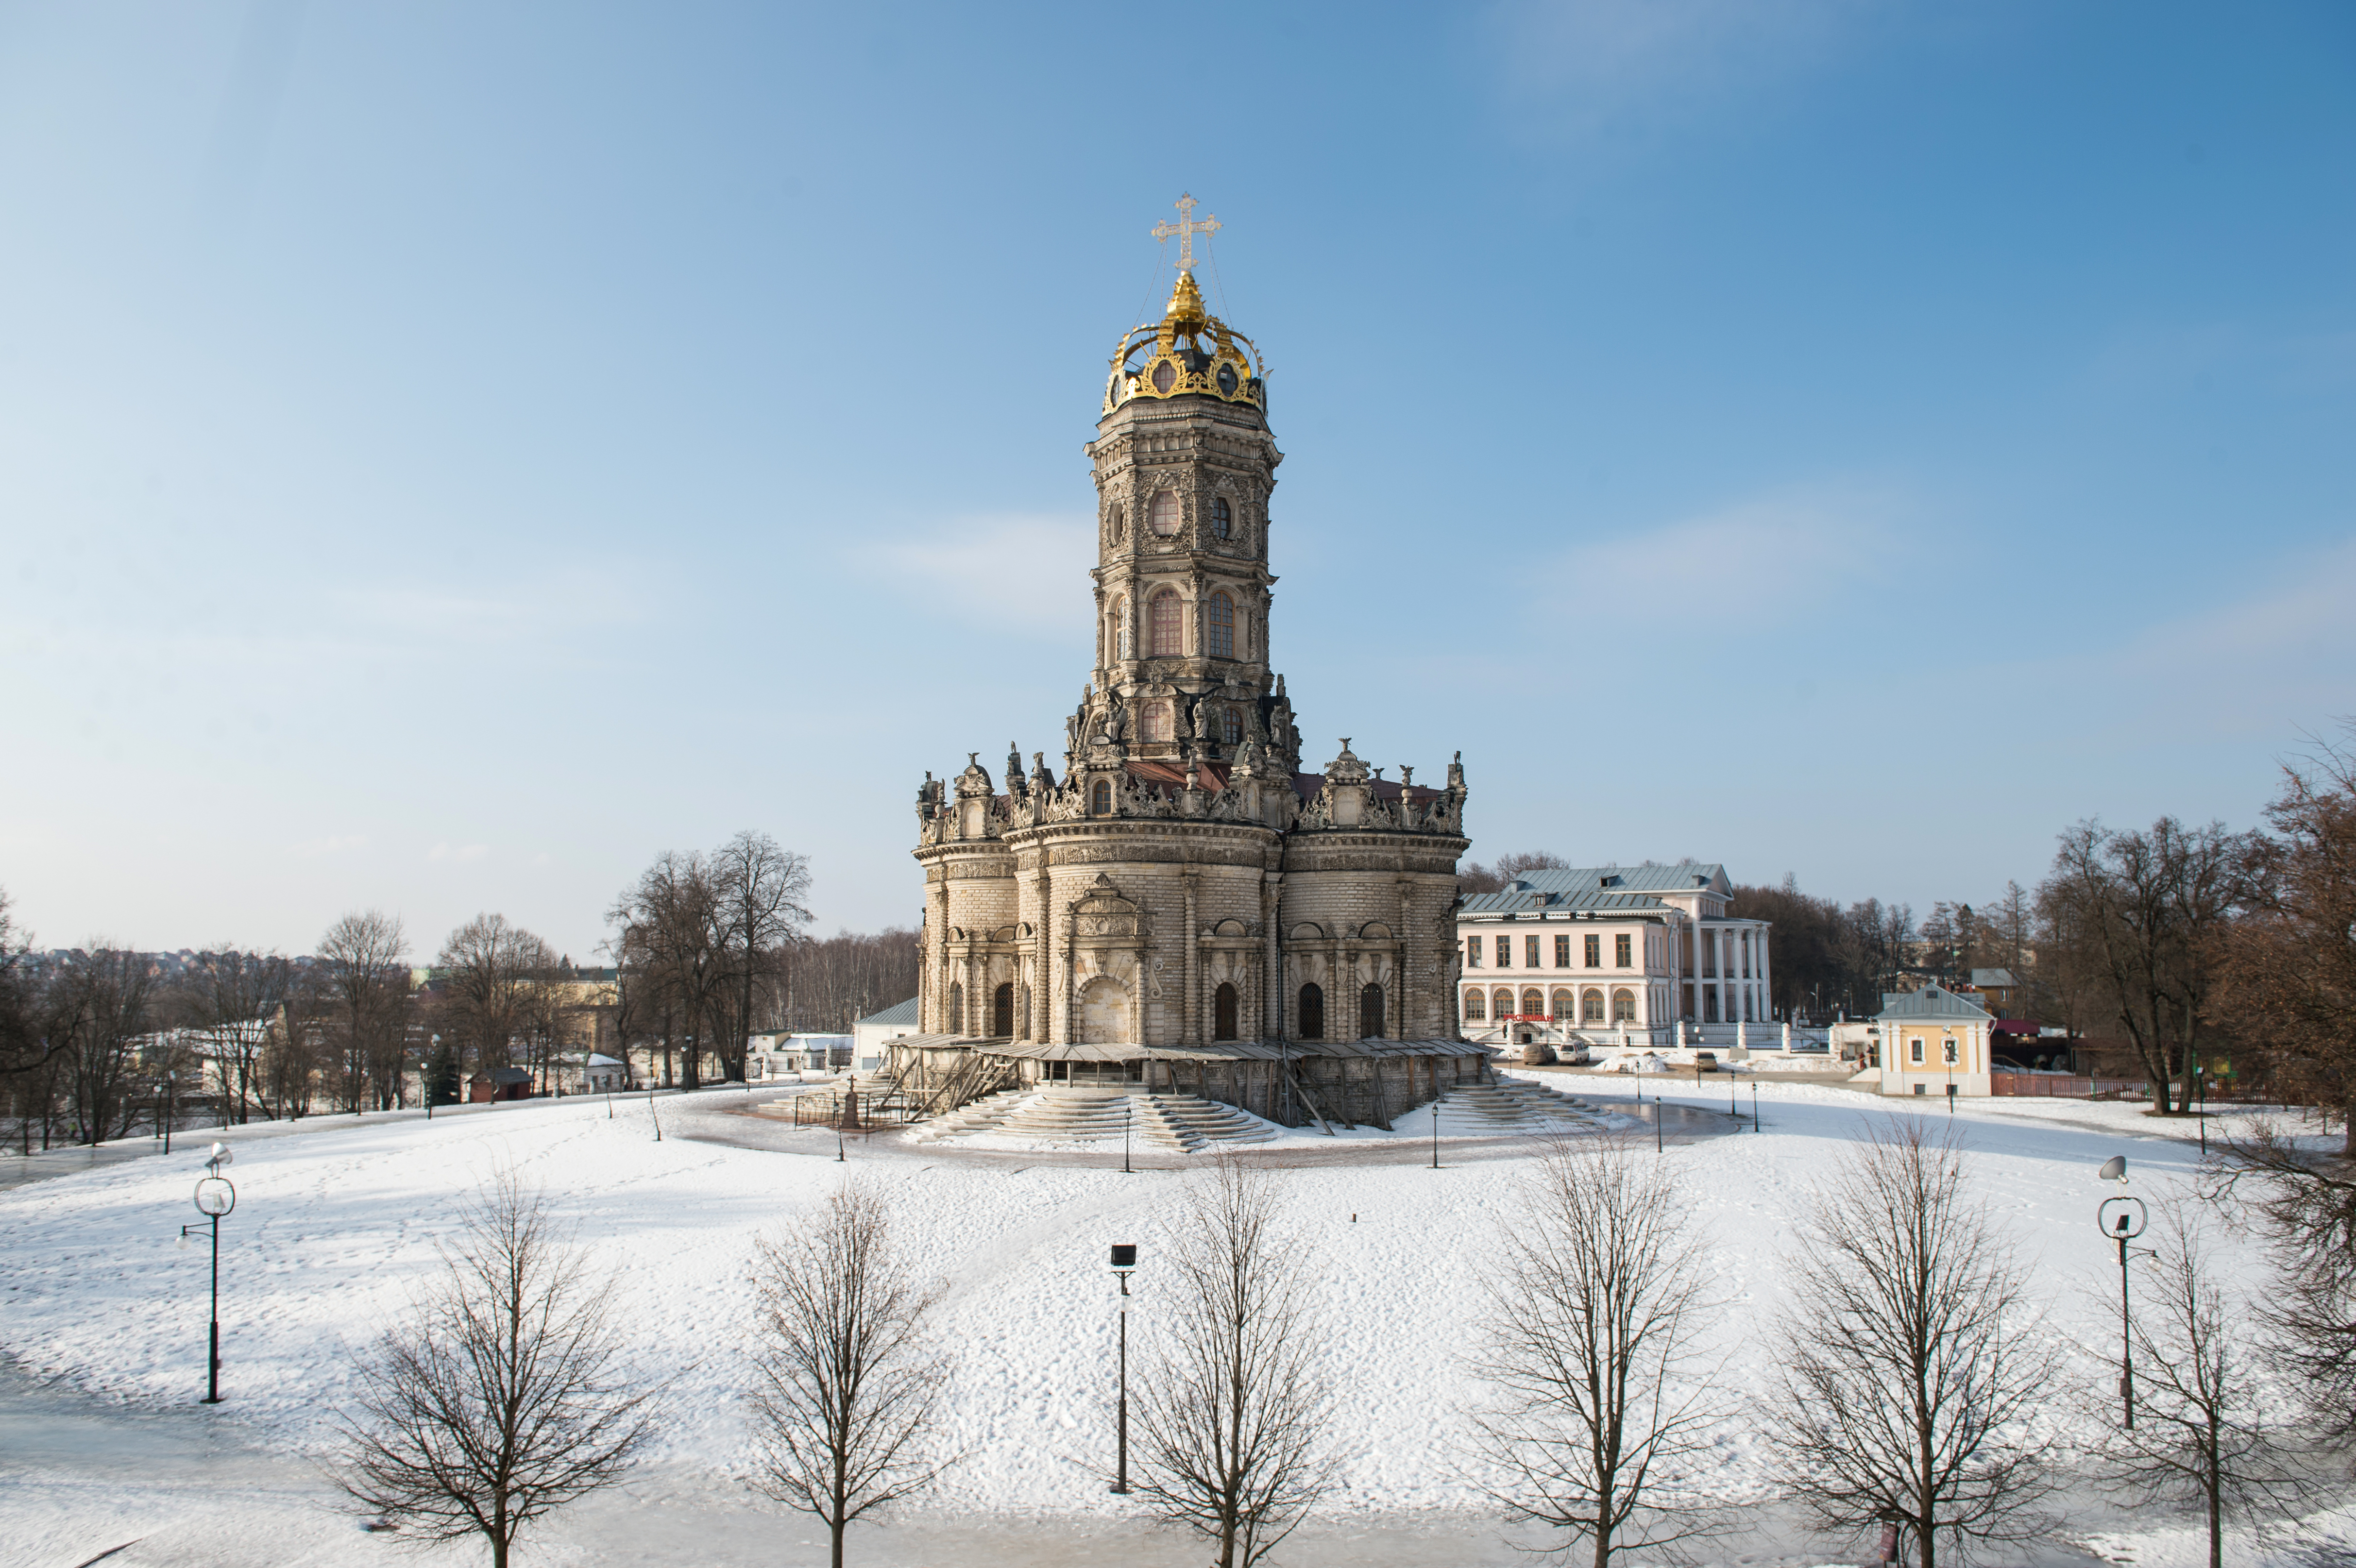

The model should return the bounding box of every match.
[177,1143,237,1404]
[2096,1154,2152,1430]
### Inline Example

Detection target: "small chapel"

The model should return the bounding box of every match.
[897,202,1484,1128]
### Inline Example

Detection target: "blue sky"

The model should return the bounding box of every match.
[3,1,2352,961]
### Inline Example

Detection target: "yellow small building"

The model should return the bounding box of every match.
[1873,983,1993,1098]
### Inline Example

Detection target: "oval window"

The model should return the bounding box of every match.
[1217,364,1237,395]
[1151,360,1177,394]
[1149,491,1180,536]
[1211,497,1232,539]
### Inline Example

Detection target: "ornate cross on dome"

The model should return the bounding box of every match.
[1151,192,1220,274]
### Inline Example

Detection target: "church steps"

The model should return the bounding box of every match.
[916,1090,1277,1150]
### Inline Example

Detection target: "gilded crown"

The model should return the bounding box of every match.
[1103,272,1268,415]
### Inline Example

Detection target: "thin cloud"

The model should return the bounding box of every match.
[1544,485,1916,613]
[1482,0,1889,141]
[852,513,1096,638]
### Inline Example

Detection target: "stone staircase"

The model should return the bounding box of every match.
[914,1089,1278,1151]
[1422,1077,1606,1136]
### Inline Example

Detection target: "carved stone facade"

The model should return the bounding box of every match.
[912,270,1469,1053]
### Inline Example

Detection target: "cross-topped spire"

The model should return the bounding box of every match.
[1151,192,1220,275]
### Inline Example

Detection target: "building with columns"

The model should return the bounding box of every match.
[1455,864,1774,1049]
[897,219,1482,1126]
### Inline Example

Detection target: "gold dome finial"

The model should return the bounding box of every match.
[1163,270,1208,335]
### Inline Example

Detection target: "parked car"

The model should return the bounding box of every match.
[1693,1052,1719,1073]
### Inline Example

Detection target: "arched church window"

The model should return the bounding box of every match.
[992,983,1014,1038]
[1222,708,1242,745]
[1359,984,1385,1040]
[1298,982,1324,1041]
[1149,490,1180,537]
[1142,703,1173,742]
[1150,590,1182,657]
[1213,982,1238,1041]
[1212,496,1232,539]
[947,982,963,1033]
[1091,779,1111,815]
[1111,597,1131,659]
[1109,505,1125,543]
[1207,593,1234,659]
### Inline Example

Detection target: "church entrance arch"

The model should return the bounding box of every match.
[992,982,1014,1038]
[1213,982,1239,1041]
[1078,976,1131,1044]
[1297,982,1324,1041]
[1358,984,1385,1040]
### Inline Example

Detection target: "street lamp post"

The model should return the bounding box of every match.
[1109,1244,1137,1495]
[1430,1096,1440,1169]
[1751,1079,1760,1132]
[426,1035,440,1120]
[178,1143,236,1404]
[2097,1156,2149,1431]
[162,1072,176,1154]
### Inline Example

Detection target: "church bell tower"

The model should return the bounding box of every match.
[1073,199,1297,776]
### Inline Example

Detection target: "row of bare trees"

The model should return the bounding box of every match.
[0,897,597,1145]
[606,831,815,1089]
[336,1156,1334,1568]
[335,1125,2334,1568]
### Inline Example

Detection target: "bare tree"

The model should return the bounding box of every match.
[747,1181,955,1568]
[1768,1120,2052,1568]
[45,945,156,1144]
[2042,818,2254,1113]
[436,914,556,1082]
[319,911,409,1112]
[2217,721,2356,1142]
[338,1170,661,1568]
[1131,1155,1335,1568]
[2086,1202,2305,1568]
[608,854,727,1089]
[2210,1120,2356,1457]
[1470,1135,1725,1566]
[712,831,812,1080]
[170,948,295,1125]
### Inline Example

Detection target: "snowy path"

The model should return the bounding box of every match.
[2,1079,2349,1566]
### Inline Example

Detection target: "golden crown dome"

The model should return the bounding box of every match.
[1103,271,1267,415]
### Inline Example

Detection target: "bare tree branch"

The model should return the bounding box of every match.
[1767,1119,2054,1568]
[1129,1155,1336,1568]
[1468,1133,1731,1566]
[335,1170,662,1568]
[747,1180,956,1568]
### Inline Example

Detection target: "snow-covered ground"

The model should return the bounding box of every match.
[2,1079,2348,1567]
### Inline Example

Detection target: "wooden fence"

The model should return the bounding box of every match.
[1990,1073,2149,1099]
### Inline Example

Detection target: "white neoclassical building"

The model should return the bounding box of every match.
[1454,863,1774,1049]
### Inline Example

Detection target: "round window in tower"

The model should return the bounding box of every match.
[1211,497,1232,539]
[1217,364,1237,396]
[1149,491,1181,537]
[1151,360,1177,394]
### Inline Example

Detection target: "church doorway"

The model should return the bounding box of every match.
[1297,982,1324,1041]
[1359,983,1385,1040]
[1078,976,1130,1044]
[992,982,1014,1038]
[1213,982,1239,1041]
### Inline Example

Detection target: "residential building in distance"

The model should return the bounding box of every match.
[1453,863,1775,1051]
[1867,983,1994,1097]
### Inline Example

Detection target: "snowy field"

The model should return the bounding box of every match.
[2,1076,2350,1568]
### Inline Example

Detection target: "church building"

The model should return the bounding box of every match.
[898,203,1481,1126]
